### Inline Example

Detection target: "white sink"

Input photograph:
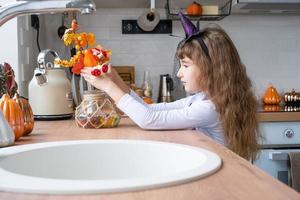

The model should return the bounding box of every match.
[0,140,222,194]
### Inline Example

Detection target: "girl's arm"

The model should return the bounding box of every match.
[117,93,218,130]
[129,90,188,111]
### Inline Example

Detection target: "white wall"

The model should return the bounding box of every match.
[218,14,300,98]
[28,9,300,101]
[0,0,19,85]
[0,18,19,82]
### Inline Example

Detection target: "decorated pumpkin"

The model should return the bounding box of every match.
[186,1,202,15]
[263,85,281,105]
[13,93,34,135]
[0,94,24,140]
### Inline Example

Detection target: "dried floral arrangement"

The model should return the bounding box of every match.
[0,63,18,98]
[55,20,112,75]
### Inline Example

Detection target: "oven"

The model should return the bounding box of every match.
[254,122,300,185]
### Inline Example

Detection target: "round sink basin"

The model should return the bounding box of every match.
[0,140,222,194]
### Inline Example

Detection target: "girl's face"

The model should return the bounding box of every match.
[177,56,202,93]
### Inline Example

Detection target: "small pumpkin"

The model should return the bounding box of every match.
[263,85,281,105]
[186,1,202,15]
[83,49,99,67]
[0,94,24,140]
[13,93,34,135]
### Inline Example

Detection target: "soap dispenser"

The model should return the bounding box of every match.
[0,110,15,147]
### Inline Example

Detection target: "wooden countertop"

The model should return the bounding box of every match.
[0,118,299,200]
[257,111,300,122]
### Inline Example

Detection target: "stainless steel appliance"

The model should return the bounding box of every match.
[254,122,300,185]
[157,74,173,103]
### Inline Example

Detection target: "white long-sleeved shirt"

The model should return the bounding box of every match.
[117,90,224,145]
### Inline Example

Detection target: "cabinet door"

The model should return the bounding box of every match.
[254,149,300,185]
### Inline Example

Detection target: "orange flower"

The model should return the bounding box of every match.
[72,53,84,75]
[86,33,96,46]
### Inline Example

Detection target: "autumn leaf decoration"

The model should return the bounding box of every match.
[55,19,112,75]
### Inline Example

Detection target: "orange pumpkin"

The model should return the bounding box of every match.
[0,94,24,140]
[83,49,99,67]
[263,85,281,105]
[186,1,202,15]
[13,93,34,135]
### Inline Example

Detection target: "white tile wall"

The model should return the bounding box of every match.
[0,18,19,81]
[36,9,300,101]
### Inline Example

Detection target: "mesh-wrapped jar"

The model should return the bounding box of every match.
[75,90,121,128]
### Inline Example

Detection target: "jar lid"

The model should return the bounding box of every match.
[83,90,107,101]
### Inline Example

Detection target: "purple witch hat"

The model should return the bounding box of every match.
[177,12,210,58]
[178,12,198,38]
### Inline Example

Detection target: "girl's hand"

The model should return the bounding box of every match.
[81,67,113,92]
[81,66,126,102]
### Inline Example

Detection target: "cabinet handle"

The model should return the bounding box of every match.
[268,152,289,161]
[283,128,294,138]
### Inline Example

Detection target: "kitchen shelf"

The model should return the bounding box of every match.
[165,0,232,21]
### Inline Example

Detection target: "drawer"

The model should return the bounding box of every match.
[259,122,300,146]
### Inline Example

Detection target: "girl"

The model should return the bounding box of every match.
[81,13,260,160]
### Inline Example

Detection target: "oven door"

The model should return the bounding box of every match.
[254,149,300,185]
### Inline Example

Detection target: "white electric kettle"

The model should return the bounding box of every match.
[28,49,73,120]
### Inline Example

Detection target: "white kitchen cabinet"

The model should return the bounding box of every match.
[254,122,300,185]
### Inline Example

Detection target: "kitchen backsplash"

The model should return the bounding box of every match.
[16,9,300,101]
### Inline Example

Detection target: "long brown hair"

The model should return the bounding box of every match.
[177,25,260,160]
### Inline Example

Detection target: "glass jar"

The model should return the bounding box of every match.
[75,90,121,128]
[141,70,153,98]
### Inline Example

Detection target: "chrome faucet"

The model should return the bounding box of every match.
[0,0,96,26]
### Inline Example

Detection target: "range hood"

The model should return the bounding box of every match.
[232,0,300,13]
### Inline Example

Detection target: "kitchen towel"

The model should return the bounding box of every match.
[288,152,300,192]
